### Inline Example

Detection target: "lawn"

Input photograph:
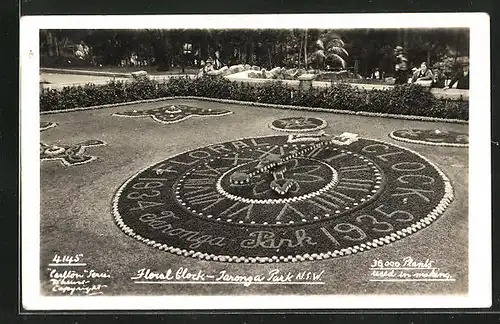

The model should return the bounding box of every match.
[38,98,468,297]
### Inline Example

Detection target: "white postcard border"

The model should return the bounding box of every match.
[20,13,491,310]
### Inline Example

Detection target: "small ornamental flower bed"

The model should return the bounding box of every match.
[389,129,469,147]
[269,116,328,132]
[113,104,233,124]
[40,76,469,121]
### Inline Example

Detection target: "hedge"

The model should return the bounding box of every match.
[40,76,469,120]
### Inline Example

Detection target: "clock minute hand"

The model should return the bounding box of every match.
[229,147,304,185]
[229,143,318,185]
[261,131,359,175]
[229,132,359,185]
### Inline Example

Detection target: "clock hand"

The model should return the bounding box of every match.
[229,132,359,185]
[250,133,332,173]
[229,141,318,185]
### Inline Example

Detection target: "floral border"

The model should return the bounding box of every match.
[111,136,453,263]
[41,96,468,124]
[389,130,469,147]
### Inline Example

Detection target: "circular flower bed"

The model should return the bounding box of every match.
[113,135,453,263]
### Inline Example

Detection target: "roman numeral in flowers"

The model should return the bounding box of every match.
[338,164,371,173]
[307,190,355,211]
[219,202,254,220]
[192,163,229,177]
[336,178,373,192]
[183,177,217,186]
[184,191,225,211]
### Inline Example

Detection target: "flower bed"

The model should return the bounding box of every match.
[40,76,469,121]
[111,134,454,263]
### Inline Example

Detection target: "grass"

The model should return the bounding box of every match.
[37,98,468,297]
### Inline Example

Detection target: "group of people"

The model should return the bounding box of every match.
[197,57,215,76]
[119,53,151,67]
[196,45,470,90]
[74,42,90,60]
[370,46,469,90]
[393,45,469,89]
[410,60,469,90]
[197,55,226,76]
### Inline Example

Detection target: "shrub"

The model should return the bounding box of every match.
[321,84,367,111]
[39,75,469,120]
[385,84,437,116]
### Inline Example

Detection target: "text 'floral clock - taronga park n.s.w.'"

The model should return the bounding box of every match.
[112,132,453,263]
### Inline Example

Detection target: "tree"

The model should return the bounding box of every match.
[310,30,348,70]
[39,28,469,76]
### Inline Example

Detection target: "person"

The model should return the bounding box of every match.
[75,42,84,54]
[214,50,222,70]
[83,44,90,56]
[444,61,469,90]
[411,62,434,83]
[130,53,139,66]
[197,58,215,77]
[193,49,200,67]
[205,58,215,72]
[394,46,409,84]
[431,65,446,88]
[75,41,85,59]
[370,68,382,80]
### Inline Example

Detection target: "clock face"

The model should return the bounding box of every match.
[113,135,452,263]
